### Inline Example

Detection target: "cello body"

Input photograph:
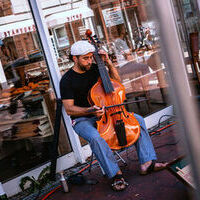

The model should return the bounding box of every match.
[86,29,140,150]
[89,78,140,150]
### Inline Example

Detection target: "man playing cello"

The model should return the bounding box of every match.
[60,40,167,191]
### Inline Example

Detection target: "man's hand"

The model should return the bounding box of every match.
[87,105,105,118]
[98,49,111,65]
[98,49,121,82]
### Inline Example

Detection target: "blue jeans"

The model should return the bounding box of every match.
[73,113,157,179]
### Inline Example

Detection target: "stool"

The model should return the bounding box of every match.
[88,150,127,175]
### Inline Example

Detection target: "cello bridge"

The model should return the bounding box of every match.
[110,111,122,116]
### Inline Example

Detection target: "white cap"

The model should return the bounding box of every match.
[71,40,95,56]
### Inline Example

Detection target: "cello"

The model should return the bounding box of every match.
[86,30,140,150]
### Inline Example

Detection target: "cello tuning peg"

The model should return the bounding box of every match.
[85,29,92,36]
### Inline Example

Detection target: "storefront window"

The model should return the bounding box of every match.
[1,0,186,184]
[89,0,169,116]
[172,0,200,96]
[0,4,72,182]
[54,26,70,48]
[42,0,171,147]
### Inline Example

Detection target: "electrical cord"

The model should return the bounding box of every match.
[124,123,179,162]
[150,122,177,138]
[41,186,61,200]
[148,114,176,135]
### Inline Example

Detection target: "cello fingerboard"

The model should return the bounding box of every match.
[93,51,114,94]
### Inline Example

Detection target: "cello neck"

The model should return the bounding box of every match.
[85,30,114,94]
[93,47,114,94]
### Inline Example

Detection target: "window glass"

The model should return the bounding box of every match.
[88,0,169,116]
[0,0,198,185]
[45,0,171,146]
[0,2,72,182]
[172,0,200,95]
[54,26,70,48]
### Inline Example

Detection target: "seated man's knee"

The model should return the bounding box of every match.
[134,113,145,123]
[90,134,102,144]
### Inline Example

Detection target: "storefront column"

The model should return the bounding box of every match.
[97,2,110,42]
[154,0,200,198]
[28,0,86,164]
[0,59,8,89]
[69,22,76,42]
[120,0,134,49]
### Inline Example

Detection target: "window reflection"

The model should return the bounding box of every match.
[88,0,169,116]
[0,1,72,182]
[172,0,200,95]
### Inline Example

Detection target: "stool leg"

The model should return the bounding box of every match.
[114,151,127,166]
[89,153,106,175]
[88,153,94,173]
[98,163,106,175]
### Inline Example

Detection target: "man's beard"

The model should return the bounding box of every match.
[79,63,91,72]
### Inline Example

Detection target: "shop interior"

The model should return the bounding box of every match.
[0,31,71,181]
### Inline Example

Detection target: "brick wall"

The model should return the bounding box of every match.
[71,19,83,41]
[0,0,13,17]
[13,32,36,58]
[64,19,84,45]
[65,23,74,46]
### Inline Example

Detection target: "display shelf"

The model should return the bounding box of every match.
[1,132,53,142]
[0,115,47,125]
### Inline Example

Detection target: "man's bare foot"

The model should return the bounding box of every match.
[140,160,168,175]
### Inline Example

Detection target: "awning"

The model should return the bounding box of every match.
[0,19,35,39]
[0,7,94,38]
[46,7,94,28]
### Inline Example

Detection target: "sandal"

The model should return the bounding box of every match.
[111,174,128,191]
[139,160,168,175]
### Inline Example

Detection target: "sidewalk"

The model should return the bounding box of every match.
[42,123,192,200]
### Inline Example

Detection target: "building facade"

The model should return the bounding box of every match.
[0,0,199,197]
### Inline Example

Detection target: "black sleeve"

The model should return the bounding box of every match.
[60,77,74,100]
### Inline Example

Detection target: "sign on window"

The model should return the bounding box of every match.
[102,6,124,27]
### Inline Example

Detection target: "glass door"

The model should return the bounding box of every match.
[0,0,74,184]
[90,0,170,117]
[172,0,200,95]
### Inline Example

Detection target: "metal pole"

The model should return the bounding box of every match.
[120,0,134,49]
[27,0,86,166]
[153,0,200,199]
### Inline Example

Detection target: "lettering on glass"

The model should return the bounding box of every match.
[1,24,36,38]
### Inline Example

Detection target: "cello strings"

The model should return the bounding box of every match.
[90,35,117,115]
[96,53,114,93]
[91,36,113,93]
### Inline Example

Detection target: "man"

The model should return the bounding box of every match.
[60,40,167,191]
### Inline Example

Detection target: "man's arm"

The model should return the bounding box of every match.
[62,99,104,118]
[106,59,121,82]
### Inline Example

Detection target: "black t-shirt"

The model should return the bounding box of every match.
[60,63,100,112]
